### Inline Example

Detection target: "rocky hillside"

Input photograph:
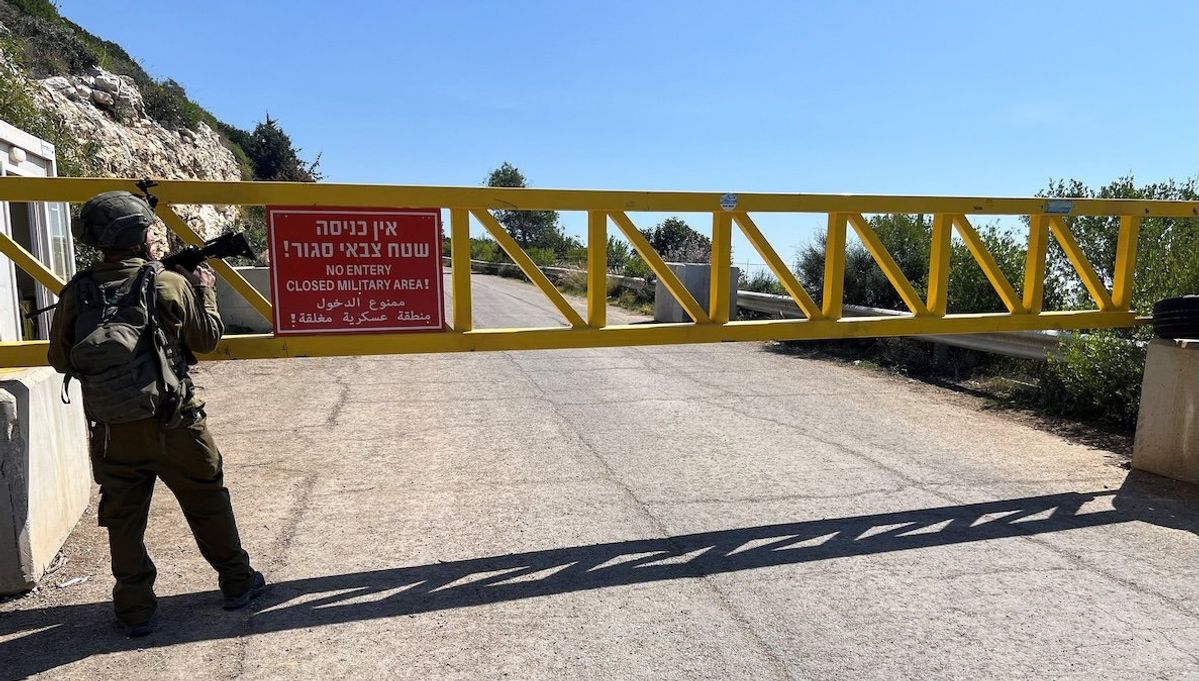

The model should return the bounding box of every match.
[0,0,316,248]
[30,65,242,239]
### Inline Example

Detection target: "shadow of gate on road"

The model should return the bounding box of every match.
[1,471,1195,678]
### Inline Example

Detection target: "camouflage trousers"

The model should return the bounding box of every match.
[90,415,254,626]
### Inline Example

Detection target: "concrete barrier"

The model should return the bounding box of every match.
[1133,338,1199,484]
[0,367,89,594]
[214,266,272,334]
[654,263,740,323]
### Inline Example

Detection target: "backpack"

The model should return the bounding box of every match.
[66,262,188,426]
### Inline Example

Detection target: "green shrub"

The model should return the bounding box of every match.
[214,122,255,179]
[740,270,785,295]
[8,0,57,22]
[1042,330,1148,429]
[1037,177,1198,427]
[470,238,503,263]
[615,286,655,314]
[622,255,654,281]
[562,245,588,267]
[526,247,556,267]
[141,78,207,130]
[946,223,1028,313]
[606,236,632,271]
[0,7,94,76]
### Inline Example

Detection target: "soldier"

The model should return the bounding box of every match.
[47,191,265,638]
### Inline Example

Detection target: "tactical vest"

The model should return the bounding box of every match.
[66,262,190,427]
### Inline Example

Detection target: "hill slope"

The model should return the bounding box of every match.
[0,0,315,240]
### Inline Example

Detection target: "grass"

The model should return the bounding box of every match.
[555,269,655,316]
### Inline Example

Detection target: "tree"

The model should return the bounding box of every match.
[1037,176,1199,313]
[1036,176,1199,428]
[606,235,631,271]
[486,162,564,250]
[945,223,1028,314]
[641,217,711,262]
[244,115,321,182]
[795,214,930,309]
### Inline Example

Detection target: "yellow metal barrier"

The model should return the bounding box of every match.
[0,176,1193,367]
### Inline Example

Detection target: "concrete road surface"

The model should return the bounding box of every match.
[2,272,1198,680]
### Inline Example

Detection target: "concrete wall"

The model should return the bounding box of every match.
[214,266,272,334]
[0,367,89,594]
[654,263,740,323]
[1133,338,1199,484]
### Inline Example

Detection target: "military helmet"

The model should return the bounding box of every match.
[73,191,156,251]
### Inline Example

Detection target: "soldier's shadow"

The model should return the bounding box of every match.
[1,471,1195,679]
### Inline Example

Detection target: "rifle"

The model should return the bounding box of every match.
[161,232,257,272]
[27,232,258,319]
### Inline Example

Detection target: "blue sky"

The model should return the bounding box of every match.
[53,1,1199,265]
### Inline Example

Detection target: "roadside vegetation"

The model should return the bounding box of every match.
[452,162,715,313]
[770,177,1197,432]
[466,165,1196,433]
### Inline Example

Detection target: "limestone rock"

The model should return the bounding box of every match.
[93,73,121,93]
[18,64,244,241]
[113,86,144,120]
[41,76,72,93]
[41,76,79,101]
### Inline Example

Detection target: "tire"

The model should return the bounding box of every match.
[1152,295,1199,340]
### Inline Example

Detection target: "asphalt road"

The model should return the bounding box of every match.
[2,272,1198,679]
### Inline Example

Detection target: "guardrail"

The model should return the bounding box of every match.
[735,291,1063,360]
[455,258,1062,360]
[452,258,649,291]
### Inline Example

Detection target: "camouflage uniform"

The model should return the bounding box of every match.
[48,249,256,627]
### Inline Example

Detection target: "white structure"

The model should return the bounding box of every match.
[0,120,88,594]
[0,120,76,341]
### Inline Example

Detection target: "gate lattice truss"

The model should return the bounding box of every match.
[1,177,1194,366]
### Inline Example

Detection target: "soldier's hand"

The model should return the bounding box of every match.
[177,264,216,288]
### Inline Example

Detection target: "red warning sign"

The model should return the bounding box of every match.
[267,207,444,335]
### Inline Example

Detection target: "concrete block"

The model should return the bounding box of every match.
[1133,338,1199,484]
[214,266,273,333]
[653,263,740,323]
[0,367,89,594]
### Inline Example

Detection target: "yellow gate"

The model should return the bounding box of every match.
[1,177,1194,367]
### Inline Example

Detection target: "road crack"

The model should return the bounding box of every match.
[500,351,796,680]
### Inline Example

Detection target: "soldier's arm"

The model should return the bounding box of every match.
[158,270,224,353]
[46,285,78,373]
